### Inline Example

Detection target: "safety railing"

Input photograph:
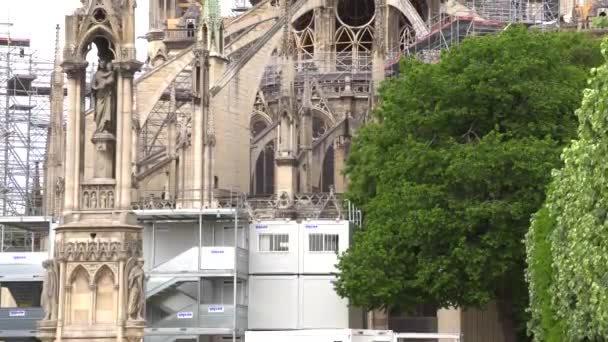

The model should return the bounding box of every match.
[163,29,197,42]
[247,191,362,225]
[131,189,247,211]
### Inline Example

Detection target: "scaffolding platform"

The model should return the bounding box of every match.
[133,208,246,221]
[7,74,36,94]
[8,104,35,111]
[0,216,51,231]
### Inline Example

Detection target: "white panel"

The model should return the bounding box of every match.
[0,252,47,265]
[302,221,350,274]
[249,221,299,274]
[200,247,235,270]
[300,276,349,329]
[153,222,197,267]
[153,247,197,272]
[248,276,298,329]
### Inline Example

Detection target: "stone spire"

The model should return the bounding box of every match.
[274,0,298,204]
[43,24,65,218]
[201,0,224,55]
[30,162,42,216]
[279,0,295,59]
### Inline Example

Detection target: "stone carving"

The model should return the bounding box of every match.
[55,177,65,196]
[92,60,115,134]
[41,260,59,321]
[57,239,142,262]
[91,191,98,208]
[73,0,89,15]
[126,258,145,321]
[81,184,115,210]
[83,191,90,208]
[100,191,107,208]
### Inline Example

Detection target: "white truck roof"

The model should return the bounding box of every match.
[245,329,394,342]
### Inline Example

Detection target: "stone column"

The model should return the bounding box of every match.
[315,0,336,72]
[62,63,87,214]
[117,258,126,342]
[372,0,387,95]
[333,135,350,193]
[63,76,77,212]
[299,81,313,193]
[56,260,66,341]
[117,62,142,210]
[437,307,462,342]
[191,50,206,208]
[114,72,124,210]
[167,86,177,199]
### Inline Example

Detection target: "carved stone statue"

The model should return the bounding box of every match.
[100,191,107,209]
[41,260,58,321]
[74,0,89,15]
[55,177,65,196]
[127,259,145,320]
[91,192,97,208]
[92,60,115,134]
[83,191,90,209]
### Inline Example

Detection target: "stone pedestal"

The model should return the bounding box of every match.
[37,320,57,342]
[125,320,145,342]
[40,217,143,342]
[92,132,116,179]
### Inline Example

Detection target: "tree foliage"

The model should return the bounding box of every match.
[527,39,608,341]
[335,26,601,339]
[525,206,563,342]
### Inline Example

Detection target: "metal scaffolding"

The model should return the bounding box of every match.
[0,36,53,217]
[387,0,560,65]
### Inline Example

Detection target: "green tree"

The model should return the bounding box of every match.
[527,39,608,341]
[526,206,563,342]
[335,26,601,340]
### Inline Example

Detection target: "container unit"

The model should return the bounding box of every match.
[0,216,53,340]
[247,219,360,330]
[136,209,248,342]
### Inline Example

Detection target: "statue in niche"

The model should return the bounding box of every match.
[92,59,115,134]
[127,259,145,320]
[91,191,97,208]
[100,191,107,208]
[83,191,90,209]
[108,191,114,208]
[41,260,58,321]
[55,177,64,196]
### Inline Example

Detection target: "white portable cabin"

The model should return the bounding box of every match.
[245,329,393,342]
[248,220,356,330]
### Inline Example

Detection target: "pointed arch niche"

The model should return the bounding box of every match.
[321,144,335,192]
[94,265,117,324]
[67,266,91,325]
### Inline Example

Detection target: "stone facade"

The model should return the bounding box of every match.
[126,0,438,213]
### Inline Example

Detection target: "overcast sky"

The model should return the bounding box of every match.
[0,0,235,63]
